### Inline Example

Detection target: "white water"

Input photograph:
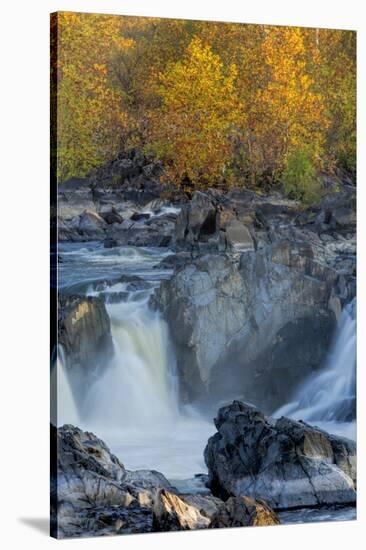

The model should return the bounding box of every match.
[52,346,80,427]
[82,297,179,429]
[142,204,181,218]
[56,243,214,480]
[275,299,356,440]
[79,295,213,479]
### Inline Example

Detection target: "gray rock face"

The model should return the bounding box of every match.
[58,296,113,378]
[175,191,218,248]
[156,240,337,409]
[204,401,356,510]
[224,219,254,251]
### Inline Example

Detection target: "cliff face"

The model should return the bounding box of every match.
[154,184,355,410]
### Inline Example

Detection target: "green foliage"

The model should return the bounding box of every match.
[282,149,321,204]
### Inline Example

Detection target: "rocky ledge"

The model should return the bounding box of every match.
[51,423,280,538]
[58,295,113,373]
[204,401,356,510]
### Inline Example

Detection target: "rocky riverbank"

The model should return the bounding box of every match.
[51,396,356,538]
[51,421,280,538]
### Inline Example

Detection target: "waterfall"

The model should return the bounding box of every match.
[56,243,214,479]
[81,296,179,433]
[275,298,356,425]
[51,346,80,427]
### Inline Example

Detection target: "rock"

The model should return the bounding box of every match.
[78,209,106,239]
[175,191,218,248]
[153,252,191,271]
[53,424,139,538]
[130,211,151,222]
[204,401,356,509]
[156,241,336,408]
[153,490,211,531]
[332,207,356,229]
[210,496,280,528]
[58,178,95,220]
[225,219,254,251]
[123,470,177,507]
[103,237,119,248]
[180,494,222,521]
[52,424,174,538]
[100,207,123,225]
[58,295,113,379]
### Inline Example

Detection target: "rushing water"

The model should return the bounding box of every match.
[55,240,356,520]
[274,298,356,441]
[56,241,214,480]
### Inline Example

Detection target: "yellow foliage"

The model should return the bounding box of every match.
[146,37,243,187]
[51,13,356,190]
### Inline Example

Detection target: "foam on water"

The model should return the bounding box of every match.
[275,298,356,440]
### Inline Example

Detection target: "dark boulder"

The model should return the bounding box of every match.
[100,207,123,225]
[130,211,151,222]
[204,401,356,509]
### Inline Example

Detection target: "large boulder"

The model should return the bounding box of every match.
[204,401,356,509]
[156,240,337,409]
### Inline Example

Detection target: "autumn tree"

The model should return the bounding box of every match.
[52,13,356,195]
[253,27,328,184]
[146,37,242,188]
[54,12,132,181]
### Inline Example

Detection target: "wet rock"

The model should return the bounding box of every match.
[210,496,280,528]
[204,401,356,509]
[78,209,107,239]
[58,295,113,377]
[103,237,119,248]
[130,211,151,222]
[153,490,211,531]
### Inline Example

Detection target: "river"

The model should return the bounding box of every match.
[55,240,356,522]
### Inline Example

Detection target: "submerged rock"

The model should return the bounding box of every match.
[204,401,356,510]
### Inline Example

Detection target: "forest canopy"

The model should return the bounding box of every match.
[51,13,356,196]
